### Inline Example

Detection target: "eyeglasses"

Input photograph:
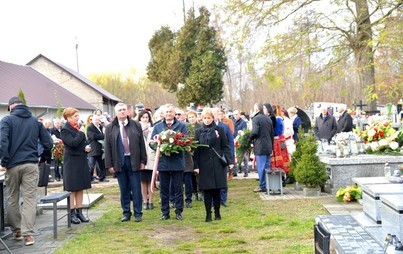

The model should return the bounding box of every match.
[175,113,181,116]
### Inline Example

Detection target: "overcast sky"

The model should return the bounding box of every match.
[0,0,221,77]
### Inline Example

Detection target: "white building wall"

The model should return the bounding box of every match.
[29,58,103,111]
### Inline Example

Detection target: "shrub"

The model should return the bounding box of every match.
[293,131,327,188]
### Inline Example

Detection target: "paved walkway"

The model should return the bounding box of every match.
[0,180,115,254]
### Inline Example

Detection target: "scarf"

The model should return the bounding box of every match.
[200,122,217,146]
[68,121,80,131]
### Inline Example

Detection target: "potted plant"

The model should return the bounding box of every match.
[293,131,328,196]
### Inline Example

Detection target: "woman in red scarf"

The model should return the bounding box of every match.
[61,108,92,224]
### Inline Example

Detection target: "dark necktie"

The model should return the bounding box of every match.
[121,122,130,154]
[167,122,172,129]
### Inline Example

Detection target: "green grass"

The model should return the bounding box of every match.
[55,180,332,254]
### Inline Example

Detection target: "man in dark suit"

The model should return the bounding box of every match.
[337,106,353,133]
[249,103,274,193]
[87,115,108,183]
[104,103,147,222]
[151,104,188,221]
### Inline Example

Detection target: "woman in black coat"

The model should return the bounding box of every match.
[61,107,92,224]
[193,108,234,222]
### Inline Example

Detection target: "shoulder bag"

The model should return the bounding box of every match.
[211,146,228,167]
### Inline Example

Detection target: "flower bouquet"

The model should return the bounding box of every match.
[336,185,362,202]
[355,120,402,155]
[235,129,252,166]
[152,129,205,157]
[52,140,64,163]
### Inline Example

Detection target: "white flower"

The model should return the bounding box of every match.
[378,139,388,147]
[370,142,379,151]
[169,138,174,143]
[389,142,399,150]
[161,134,167,140]
[368,129,376,138]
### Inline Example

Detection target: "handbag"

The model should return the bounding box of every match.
[211,146,228,167]
[38,162,51,187]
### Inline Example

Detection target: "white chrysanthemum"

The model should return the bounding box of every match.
[368,129,376,138]
[169,138,174,143]
[161,134,167,140]
[378,139,388,147]
[389,142,399,150]
[370,142,379,151]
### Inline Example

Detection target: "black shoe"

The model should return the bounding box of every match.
[176,214,183,221]
[205,214,212,222]
[134,216,142,222]
[186,202,192,208]
[148,203,154,210]
[160,214,170,220]
[143,203,148,210]
[76,208,89,223]
[99,178,110,182]
[70,210,81,224]
[56,178,61,182]
[121,215,131,222]
[214,211,222,220]
[221,202,227,207]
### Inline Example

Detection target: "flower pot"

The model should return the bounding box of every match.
[303,187,321,197]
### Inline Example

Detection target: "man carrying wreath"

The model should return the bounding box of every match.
[151,104,188,221]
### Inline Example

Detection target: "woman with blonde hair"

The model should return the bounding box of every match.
[193,108,234,222]
[287,107,302,141]
[61,107,92,224]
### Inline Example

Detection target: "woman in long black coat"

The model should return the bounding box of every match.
[61,107,92,224]
[193,108,234,222]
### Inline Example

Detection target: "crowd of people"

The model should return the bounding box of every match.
[0,95,353,246]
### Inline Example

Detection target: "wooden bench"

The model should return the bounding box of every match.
[39,192,71,239]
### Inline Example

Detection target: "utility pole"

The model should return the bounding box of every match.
[75,37,79,73]
[182,0,186,23]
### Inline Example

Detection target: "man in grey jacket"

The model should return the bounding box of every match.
[0,96,53,246]
[314,107,337,142]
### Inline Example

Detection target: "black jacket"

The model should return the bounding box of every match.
[104,117,147,172]
[0,105,53,168]
[51,127,61,139]
[249,111,274,155]
[337,111,353,133]
[193,123,233,190]
[314,114,337,141]
[87,123,104,157]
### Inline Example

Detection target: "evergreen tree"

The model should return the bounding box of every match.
[293,130,327,188]
[147,7,227,107]
[17,88,27,104]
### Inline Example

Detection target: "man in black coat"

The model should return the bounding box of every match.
[87,115,108,182]
[337,106,353,133]
[104,103,147,222]
[249,103,274,193]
